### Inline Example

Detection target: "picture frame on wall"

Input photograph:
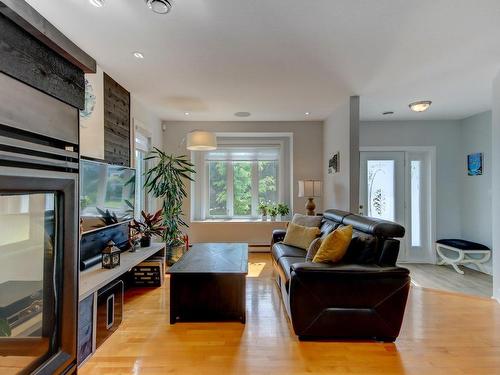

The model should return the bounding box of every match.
[467,152,483,176]
[328,152,339,174]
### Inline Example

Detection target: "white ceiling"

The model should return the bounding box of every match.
[26,0,500,122]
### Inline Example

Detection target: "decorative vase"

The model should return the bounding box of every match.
[140,236,152,248]
[166,243,185,266]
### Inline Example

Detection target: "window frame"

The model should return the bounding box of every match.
[133,123,153,218]
[204,151,283,220]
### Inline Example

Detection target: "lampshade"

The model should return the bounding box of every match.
[298,180,322,198]
[186,130,217,151]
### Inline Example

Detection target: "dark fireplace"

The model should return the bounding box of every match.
[0,72,79,374]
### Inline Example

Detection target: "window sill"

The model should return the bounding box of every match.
[191,219,289,223]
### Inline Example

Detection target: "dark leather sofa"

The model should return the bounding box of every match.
[271,209,410,342]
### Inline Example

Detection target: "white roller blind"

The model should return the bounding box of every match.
[205,146,280,161]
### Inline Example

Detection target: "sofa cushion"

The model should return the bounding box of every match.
[313,225,353,264]
[283,222,321,250]
[277,256,304,292]
[343,235,378,264]
[292,213,323,227]
[272,242,307,263]
[306,237,322,262]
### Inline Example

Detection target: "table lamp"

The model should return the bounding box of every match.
[298,180,322,216]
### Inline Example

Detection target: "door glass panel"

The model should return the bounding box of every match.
[411,160,422,247]
[0,193,57,366]
[366,160,395,221]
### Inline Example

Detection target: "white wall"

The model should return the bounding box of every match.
[460,111,492,273]
[323,99,351,211]
[492,72,500,301]
[360,120,463,240]
[162,121,323,244]
[130,95,163,151]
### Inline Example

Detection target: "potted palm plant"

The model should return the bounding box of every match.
[129,209,166,248]
[144,148,195,265]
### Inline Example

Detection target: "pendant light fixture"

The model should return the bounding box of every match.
[146,0,173,14]
[186,130,217,151]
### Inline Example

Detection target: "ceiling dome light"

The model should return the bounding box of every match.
[305,112,310,116]
[146,0,173,14]
[89,0,104,7]
[409,100,432,113]
[186,130,217,151]
[234,112,251,118]
[133,52,144,59]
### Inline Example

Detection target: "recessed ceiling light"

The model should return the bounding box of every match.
[409,100,432,113]
[305,112,310,116]
[234,112,251,118]
[184,112,190,116]
[146,0,173,14]
[382,111,394,115]
[133,52,144,59]
[89,0,104,7]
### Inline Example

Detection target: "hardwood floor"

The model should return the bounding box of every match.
[80,254,500,375]
[402,263,493,298]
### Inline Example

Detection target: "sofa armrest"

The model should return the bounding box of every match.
[271,229,287,245]
[290,262,409,278]
[288,262,410,338]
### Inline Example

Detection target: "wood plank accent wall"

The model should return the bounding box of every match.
[0,13,85,109]
[103,73,131,166]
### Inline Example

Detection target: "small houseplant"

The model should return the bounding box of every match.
[258,202,268,221]
[268,204,278,221]
[276,203,290,220]
[129,209,166,248]
[144,149,195,265]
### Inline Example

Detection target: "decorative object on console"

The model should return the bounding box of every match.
[328,152,339,174]
[186,130,217,151]
[467,152,483,176]
[144,150,195,265]
[129,209,166,248]
[102,241,121,269]
[298,180,322,216]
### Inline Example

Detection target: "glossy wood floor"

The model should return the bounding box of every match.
[403,263,493,298]
[80,254,500,375]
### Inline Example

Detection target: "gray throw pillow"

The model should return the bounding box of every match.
[306,237,322,261]
[292,213,322,228]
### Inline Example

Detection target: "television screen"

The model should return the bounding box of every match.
[80,159,136,233]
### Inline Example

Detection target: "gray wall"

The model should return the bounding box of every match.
[162,121,323,244]
[360,120,463,240]
[460,112,492,267]
[492,72,500,301]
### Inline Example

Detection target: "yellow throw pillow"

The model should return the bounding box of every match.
[283,222,321,250]
[313,225,353,263]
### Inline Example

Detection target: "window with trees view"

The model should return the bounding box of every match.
[205,147,281,218]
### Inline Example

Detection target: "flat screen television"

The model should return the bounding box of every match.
[80,159,136,233]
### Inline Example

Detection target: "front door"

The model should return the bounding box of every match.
[360,150,432,262]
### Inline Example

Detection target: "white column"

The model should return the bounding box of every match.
[492,71,500,302]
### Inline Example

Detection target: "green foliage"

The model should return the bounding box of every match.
[144,149,195,246]
[267,204,278,217]
[0,319,11,337]
[233,162,252,215]
[258,202,268,215]
[276,203,290,216]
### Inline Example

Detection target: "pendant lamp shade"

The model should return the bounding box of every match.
[186,131,217,151]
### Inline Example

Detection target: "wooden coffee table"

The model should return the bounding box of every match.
[167,243,248,324]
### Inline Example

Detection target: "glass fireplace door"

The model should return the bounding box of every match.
[0,192,61,373]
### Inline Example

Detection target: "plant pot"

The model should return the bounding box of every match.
[166,243,185,266]
[270,216,277,222]
[140,236,152,248]
[261,215,268,221]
